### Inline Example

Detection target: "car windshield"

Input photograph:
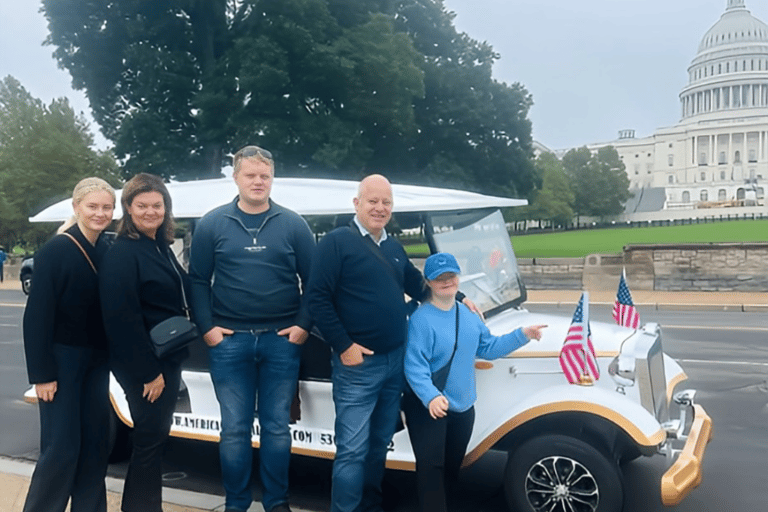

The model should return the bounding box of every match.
[428,209,524,314]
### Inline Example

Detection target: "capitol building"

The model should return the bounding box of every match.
[580,0,768,220]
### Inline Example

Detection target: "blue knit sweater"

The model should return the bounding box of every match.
[306,226,428,355]
[405,302,530,412]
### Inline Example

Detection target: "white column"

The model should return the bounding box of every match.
[728,133,732,167]
[743,132,747,165]
[692,136,697,166]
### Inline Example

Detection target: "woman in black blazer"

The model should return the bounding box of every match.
[23,177,116,512]
[99,173,190,512]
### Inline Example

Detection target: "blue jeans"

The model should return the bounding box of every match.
[208,330,302,512]
[330,345,405,512]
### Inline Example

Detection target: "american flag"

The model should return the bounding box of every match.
[559,292,600,384]
[612,269,640,329]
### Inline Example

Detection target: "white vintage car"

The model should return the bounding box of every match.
[27,177,711,512]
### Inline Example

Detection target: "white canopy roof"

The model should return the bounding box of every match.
[29,177,526,222]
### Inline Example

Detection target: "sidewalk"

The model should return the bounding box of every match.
[525,289,768,312]
[0,457,311,512]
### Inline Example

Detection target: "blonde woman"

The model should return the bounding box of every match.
[23,177,116,512]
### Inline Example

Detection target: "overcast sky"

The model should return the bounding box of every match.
[1,1,765,152]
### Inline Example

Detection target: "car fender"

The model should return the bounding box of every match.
[464,380,665,467]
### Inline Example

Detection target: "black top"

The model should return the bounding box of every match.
[23,225,110,384]
[100,233,190,387]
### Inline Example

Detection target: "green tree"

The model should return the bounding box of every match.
[42,0,536,197]
[527,152,574,227]
[562,145,630,220]
[0,76,119,249]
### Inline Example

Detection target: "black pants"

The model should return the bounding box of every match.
[24,344,110,512]
[119,362,181,512]
[402,391,475,512]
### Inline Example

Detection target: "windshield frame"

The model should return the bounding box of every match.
[424,209,527,317]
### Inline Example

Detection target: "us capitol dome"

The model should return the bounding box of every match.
[582,0,768,220]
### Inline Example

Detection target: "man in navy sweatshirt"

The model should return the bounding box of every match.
[307,174,479,512]
[189,146,314,512]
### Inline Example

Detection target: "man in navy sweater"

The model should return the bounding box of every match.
[189,146,314,512]
[307,174,478,512]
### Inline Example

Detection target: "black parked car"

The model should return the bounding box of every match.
[20,256,33,295]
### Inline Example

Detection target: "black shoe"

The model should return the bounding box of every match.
[268,504,292,512]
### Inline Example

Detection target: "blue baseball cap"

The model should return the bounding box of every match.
[424,252,461,280]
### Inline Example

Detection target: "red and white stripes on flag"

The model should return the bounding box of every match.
[612,268,640,329]
[559,292,600,384]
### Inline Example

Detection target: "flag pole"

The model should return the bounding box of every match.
[578,291,595,386]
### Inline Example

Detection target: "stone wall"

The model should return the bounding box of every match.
[518,243,768,292]
[517,258,584,290]
[625,243,768,292]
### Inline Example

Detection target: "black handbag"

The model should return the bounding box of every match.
[430,303,460,392]
[150,316,199,358]
[149,249,199,358]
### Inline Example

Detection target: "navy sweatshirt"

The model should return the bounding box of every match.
[306,226,429,355]
[188,198,315,334]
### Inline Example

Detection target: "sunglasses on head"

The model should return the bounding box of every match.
[236,145,273,161]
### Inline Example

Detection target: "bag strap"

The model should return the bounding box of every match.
[443,303,460,378]
[347,224,403,289]
[61,232,97,275]
[164,247,191,318]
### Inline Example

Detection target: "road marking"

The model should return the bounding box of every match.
[0,324,19,327]
[0,303,25,308]
[678,358,768,367]
[664,325,768,332]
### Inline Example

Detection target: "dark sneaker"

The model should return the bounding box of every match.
[268,504,292,512]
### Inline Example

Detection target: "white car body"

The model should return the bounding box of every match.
[27,178,711,512]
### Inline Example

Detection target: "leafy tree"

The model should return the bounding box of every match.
[0,76,119,250]
[42,0,536,197]
[562,145,630,220]
[527,152,574,227]
[396,1,536,197]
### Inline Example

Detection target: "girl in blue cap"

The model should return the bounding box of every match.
[403,252,546,512]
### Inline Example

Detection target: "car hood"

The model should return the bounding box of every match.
[484,307,636,356]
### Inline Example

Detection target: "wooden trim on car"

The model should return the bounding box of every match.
[461,401,666,468]
[109,393,134,428]
[667,372,688,404]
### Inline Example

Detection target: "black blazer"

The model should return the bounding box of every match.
[23,225,110,384]
[99,233,190,387]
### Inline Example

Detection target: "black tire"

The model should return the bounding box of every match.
[107,407,133,463]
[504,434,624,512]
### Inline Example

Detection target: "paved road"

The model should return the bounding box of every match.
[2,289,766,511]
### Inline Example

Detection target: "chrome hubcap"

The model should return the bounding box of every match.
[524,456,599,512]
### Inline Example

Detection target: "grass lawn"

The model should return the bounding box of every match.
[404,219,768,258]
[511,219,768,258]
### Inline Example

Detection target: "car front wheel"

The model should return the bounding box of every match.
[21,275,31,295]
[504,434,624,512]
